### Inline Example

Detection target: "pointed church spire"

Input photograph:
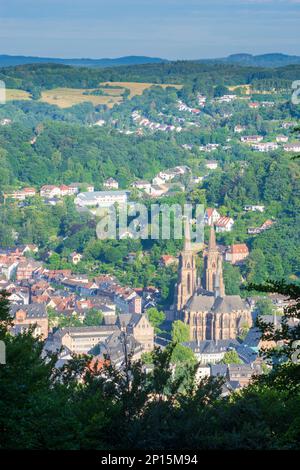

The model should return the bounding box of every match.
[183,216,192,251]
[208,225,217,251]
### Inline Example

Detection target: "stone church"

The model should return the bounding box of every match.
[175,223,252,341]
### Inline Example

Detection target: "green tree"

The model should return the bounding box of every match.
[256,297,274,316]
[223,262,241,295]
[146,307,166,333]
[221,350,242,364]
[171,320,190,343]
[83,309,104,326]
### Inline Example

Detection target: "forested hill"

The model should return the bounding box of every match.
[198,53,300,68]
[1,61,300,97]
[1,52,300,68]
[0,54,167,68]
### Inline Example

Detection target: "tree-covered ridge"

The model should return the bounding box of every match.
[1,61,300,97]
[0,121,188,188]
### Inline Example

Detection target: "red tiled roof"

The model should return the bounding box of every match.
[229,244,249,254]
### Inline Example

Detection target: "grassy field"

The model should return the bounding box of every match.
[5,82,182,109]
[228,84,273,95]
[5,89,31,101]
[100,81,182,98]
[40,87,123,108]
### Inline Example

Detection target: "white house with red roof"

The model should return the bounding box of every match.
[225,244,249,264]
[215,216,234,233]
[4,187,36,201]
[40,185,61,198]
[59,185,74,196]
[204,208,221,226]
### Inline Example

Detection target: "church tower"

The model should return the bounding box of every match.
[176,218,197,311]
[205,225,225,296]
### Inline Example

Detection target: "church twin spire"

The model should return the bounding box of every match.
[176,222,225,312]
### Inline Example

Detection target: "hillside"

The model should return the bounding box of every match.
[199,53,300,68]
[1,53,300,70]
[1,61,300,99]
[0,54,167,68]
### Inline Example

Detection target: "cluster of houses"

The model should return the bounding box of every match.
[199,143,220,153]
[177,100,201,114]
[4,182,94,202]
[131,110,182,133]
[248,101,275,109]
[214,94,237,104]
[247,219,275,235]
[131,165,189,199]
[239,134,300,153]
[0,247,159,368]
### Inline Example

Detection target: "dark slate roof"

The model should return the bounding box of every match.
[211,295,249,314]
[183,339,238,354]
[117,314,133,328]
[186,293,215,312]
[10,303,47,319]
[60,325,119,335]
[97,331,143,364]
[228,364,253,375]
[235,345,258,364]
[210,364,228,377]
[243,327,261,348]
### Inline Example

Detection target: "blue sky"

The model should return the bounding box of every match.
[0,0,299,59]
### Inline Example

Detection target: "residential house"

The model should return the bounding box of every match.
[227,364,254,387]
[97,331,144,368]
[131,180,152,193]
[59,185,74,196]
[276,135,289,143]
[283,143,300,153]
[128,314,154,352]
[114,287,142,314]
[248,102,260,109]
[204,160,218,170]
[159,255,178,267]
[10,303,48,338]
[244,205,265,213]
[4,187,36,201]
[16,260,41,281]
[234,125,246,133]
[74,191,128,208]
[204,208,221,226]
[103,178,119,190]
[241,135,263,144]
[225,244,249,264]
[251,142,278,152]
[40,185,61,199]
[215,216,234,233]
[149,184,169,198]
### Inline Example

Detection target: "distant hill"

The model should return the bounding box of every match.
[198,53,300,68]
[1,52,299,70]
[0,54,167,68]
